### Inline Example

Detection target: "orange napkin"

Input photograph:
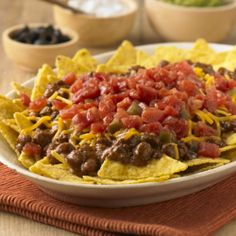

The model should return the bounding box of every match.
[0,163,236,236]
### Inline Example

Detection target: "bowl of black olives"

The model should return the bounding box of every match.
[2,24,79,71]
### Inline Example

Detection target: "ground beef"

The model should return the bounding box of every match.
[194,62,214,74]
[16,135,32,152]
[66,144,99,176]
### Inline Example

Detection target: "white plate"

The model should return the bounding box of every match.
[0,42,235,208]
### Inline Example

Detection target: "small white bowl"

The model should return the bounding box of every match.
[2,23,79,72]
[145,0,236,42]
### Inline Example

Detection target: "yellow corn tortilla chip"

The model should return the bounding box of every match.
[11,82,32,97]
[106,40,137,68]
[73,49,97,70]
[185,158,229,167]
[187,38,215,63]
[12,98,25,111]
[0,121,18,154]
[217,46,236,71]
[0,95,22,119]
[29,158,90,183]
[98,155,188,180]
[56,55,89,79]
[221,149,236,161]
[83,175,171,185]
[136,50,150,66]
[14,112,33,130]
[154,46,187,64]
[31,64,58,101]
[96,64,129,74]
[182,157,229,174]
[225,133,236,145]
[18,152,35,168]
[3,119,19,133]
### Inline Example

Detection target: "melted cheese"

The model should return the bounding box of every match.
[22,116,51,134]
[53,117,64,141]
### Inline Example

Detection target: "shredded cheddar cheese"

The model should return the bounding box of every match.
[22,116,51,134]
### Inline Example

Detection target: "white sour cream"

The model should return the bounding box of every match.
[68,0,128,17]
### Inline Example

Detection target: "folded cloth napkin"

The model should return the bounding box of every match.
[1,163,236,236]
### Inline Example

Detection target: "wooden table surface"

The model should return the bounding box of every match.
[1,0,236,235]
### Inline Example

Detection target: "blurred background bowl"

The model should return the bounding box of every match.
[145,0,236,42]
[53,0,138,47]
[2,23,79,72]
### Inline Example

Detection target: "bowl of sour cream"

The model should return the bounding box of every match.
[53,0,138,47]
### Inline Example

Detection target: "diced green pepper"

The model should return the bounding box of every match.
[228,88,236,96]
[159,130,172,144]
[108,119,124,133]
[127,101,143,115]
[180,107,190,120]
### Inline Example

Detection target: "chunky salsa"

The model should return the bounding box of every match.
[16,60,236,177]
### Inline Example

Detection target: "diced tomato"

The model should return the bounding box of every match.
[52,100,67,110]
[60,105,78,120]
[103,113,115,126]
[72,111,89,130]
[70,79,83,93]
[29,98,47,112]
[163,116,189,138]
[99,98,116,118]
[215,75,236,92]
[142,107,165,123]
[86,107,100,123]
[63,73,77,85]
[91,122,106,133]
[115,108,129,120]
[121,115,143,129]
[73,86,100,103]
[117,97,132,109]
[94,72,106,82]
[137,85,158,104]
[226,101,236,115]
[20,93,30,107]
[205,88,227,112]
[178,79,197,96]
[110,92,129,104]
[141,122,162,134]
[194,121,217,137]
[23,143,41,156]
[198,142,220,158]
[188,97,204,112]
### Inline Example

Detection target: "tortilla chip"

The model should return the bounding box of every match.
[154,46,187,64]
[186,157,229,167]
[96,64,129,74]
[183,157,229,174]
[106,40,137,68]
[0,95,22,119]
[73,49,97,70]
[3,119,19,133]
[18,152,35,168]
[14,112,33,130]
[187,38,215,63]
[11,82,32,97]
[56,55,89,79]
[0,121,18,153]
[217,46,236,70]
[29,158,89,183]
[98,155,188,180]
[31,64,58,101]
[83,175,170,185]
[136,50,150,66]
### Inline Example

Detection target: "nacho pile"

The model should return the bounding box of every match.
[2,39,236,185]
